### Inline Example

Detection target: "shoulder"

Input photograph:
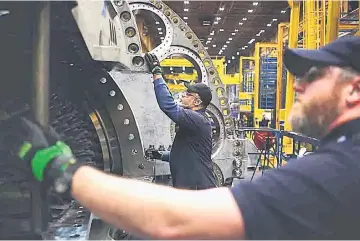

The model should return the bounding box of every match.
[179,109,209,125]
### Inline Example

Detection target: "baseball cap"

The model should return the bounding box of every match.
[283,36,360,77]
[184,82,212,106]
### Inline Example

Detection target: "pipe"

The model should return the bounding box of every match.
[31,1,51,235]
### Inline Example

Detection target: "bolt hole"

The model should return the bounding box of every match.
[69,234,80,239]
[117,104,124,110]
[109,90,116,96]
[120,11,131,22]
[100,77,107,84]
[73,224,82,228]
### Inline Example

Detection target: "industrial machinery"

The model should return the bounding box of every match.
[0,0,245,239]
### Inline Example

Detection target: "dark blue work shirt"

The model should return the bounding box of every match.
[153,77,217,189]
[231,118,360,239]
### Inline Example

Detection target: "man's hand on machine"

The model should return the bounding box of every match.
[145,53,163,77]
[17,117,81,193]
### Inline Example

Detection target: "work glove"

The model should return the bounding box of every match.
[150,150,163,160]
[16,117,82,193]
[145,53,163,75]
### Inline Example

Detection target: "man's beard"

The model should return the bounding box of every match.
[289,91,341,139]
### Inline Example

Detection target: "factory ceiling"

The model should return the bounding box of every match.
[163,1,290,69]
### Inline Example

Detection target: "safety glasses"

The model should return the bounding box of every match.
[297,66,329,84]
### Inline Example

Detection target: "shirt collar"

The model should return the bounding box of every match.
[321,118,360,144]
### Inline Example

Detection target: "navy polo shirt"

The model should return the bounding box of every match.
[231,118,360,239]
[153,77,217,189]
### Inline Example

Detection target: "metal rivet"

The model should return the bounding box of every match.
[117,104,124,110]
[138,163,144,169]
[128,134,134,140]
[100,77,107,84]
[124,119,130,125]
[132,149,138,155]
[109,90,116,96]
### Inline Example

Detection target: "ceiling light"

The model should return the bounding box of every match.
[184,1,189,4]
[281,10,286,13]
[214,21,219,24]
[232,32,236,35]
[244,45,248,48]
[155,21,160,25]
[206,41,210,44]
[241,47,245,50]
[239,22,243,25]
[183,16,188,20]
[203,20,211,26]
[267,23,272,27]
[213,44,217,47]
[184,8,189,12]
[256,33,260,37]
[205,47,208,50]
[160,37,164,40]
[224,44,228,47]
[248,38,255,44]
[232,56,235,60]
[228,60,231,63]
[185,22,188,25]
[272,18,278,21]
[229,38,233,40]
[242,18,247,21]
[220,29,224,32]
[248,9,253,13]
[157,28,162,31]
[237,52,240,55]
[159,32,163,34]
[226,41,230,44]
[210,31,214,35]
[235,29,239,32]
[208,38,212,40]
[253,2,258,5]
[219,7,225,11]
[216,17,221,21]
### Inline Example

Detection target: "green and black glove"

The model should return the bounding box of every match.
[17,117,82,193]
[145,53,163,75]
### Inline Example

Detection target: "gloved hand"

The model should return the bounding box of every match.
[144,53,163,75]
[150,150,163,160]
[17,117,81,193]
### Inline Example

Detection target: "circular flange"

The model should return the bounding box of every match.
[129,2,173,60]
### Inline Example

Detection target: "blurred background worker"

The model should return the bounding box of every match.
[144,53,217,190]
[8,36,360,240]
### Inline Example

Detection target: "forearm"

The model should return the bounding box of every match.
[71,166,244,239]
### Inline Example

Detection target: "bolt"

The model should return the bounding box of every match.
[138,163,144,169]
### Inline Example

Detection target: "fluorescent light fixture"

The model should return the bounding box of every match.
[156,21,160,25]
[226,41,230,44]
[184,1,189,4]
[184,8,189,12]
[224,44,228,47]
[157,28,162,31]
[208,37,212,40]
[228,60,231,63]
[220,28,224,32]
[248,9,253,13]
[216,17,221,21]
[242,17,247,21]
[229,38,233,40]
[232,32,236,35]
[210,32,214,35]
[235,29,239,32]
[219,7,225,11]
[253,2,258,5]
[214,21,219,24]
[248,38,255,44]
[244,45,248,48]
[239,22,243,25]
[213,44,216,47]
[185,22,188,25]
[160,37,164,40]
[183,16,188,20]
[159,32,163,34]
[206,41,210,44]
[267,23,272,27]
[237,52,240,55]
[281,10,286,13]
[205,47,209,50]
[272,18,278,21]
[232,56,235,60]
[241,47,245,50]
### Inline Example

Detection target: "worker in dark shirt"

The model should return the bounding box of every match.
[10,36,360,239]
[144,53,217,190]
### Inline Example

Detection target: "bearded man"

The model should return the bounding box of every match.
[10,36,360,239]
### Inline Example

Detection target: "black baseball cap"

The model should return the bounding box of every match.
[184,82,212,106]
[284,36,360,77]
